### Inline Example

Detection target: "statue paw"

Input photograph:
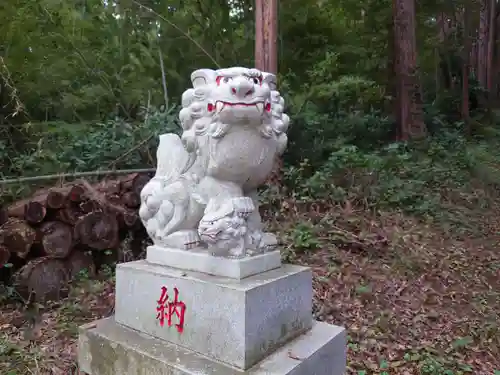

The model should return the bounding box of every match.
[259,232,278,251]
[228,243,246,258]
[156,230,202,250]
[246,231,278,254]
[210,122,230,138]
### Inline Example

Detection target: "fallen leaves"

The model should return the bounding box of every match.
[0,204,499,374]
[0,279,113,374]
[267,202,500,374]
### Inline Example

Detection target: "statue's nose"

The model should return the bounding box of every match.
[229,78,254,98]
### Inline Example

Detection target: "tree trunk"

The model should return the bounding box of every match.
[486,0,497,97]
[462,7,472,133]
[392,0,427,140]
[492,9,500,105]
[387,18,398,124]
[478,0,489,88]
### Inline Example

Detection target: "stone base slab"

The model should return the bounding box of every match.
[146,246,282,279]
[78,317,346,375]
[115,260,312,370]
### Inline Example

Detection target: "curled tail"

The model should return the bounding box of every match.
[139,134,194,239]
[155,133,194,181]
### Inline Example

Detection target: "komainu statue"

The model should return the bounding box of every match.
[139,67,289,258]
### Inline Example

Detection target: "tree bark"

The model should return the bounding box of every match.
[462,7,472,133]
[255,0,278,74]
[392,0,426,140]
[478,0,489,88]
[486,0,497,97]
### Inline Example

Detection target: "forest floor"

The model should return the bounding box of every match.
[0,203,499,375]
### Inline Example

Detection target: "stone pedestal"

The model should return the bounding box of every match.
[77,247,347,374]
[147,246,282,279]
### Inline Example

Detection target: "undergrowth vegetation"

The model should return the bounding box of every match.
[3,80,500,236]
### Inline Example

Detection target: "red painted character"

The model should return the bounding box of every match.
[156,286,186,333]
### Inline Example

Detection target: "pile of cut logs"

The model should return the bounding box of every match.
[0,172,153,302]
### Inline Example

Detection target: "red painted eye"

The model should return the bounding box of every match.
[265,103,271,112]
[216,76,232,86]
[248,76,262,85]
[207,103,214,112]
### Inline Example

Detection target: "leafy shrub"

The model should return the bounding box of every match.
[282,74,394,168]
[285,105,394,168]
[1,105,179,179]
[283,129,500,228]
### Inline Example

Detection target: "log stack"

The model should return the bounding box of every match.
[0,172,153,302]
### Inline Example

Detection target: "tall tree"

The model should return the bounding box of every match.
[477,0,496,103]
[462,6,471,132]
[477,0,489,88]
[486,0,496,97]
[392,0,426,140]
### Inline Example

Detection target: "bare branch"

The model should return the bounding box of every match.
[0,169,155,186]
[158,49,169,109]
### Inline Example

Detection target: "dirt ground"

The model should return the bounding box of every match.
[1,206,499,375]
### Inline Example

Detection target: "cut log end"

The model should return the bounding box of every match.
[69,184,86,203]
[46,188,70,209]
[0,218,37,258]
[40,221,73,258]
[75,212,119,250]
[24,201,47,224]
[14,257,69,302]
[122,191,141,208]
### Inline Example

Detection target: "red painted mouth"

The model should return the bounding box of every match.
[207,101,271,113]
[219,101,257,106]
[200,230,221,241]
